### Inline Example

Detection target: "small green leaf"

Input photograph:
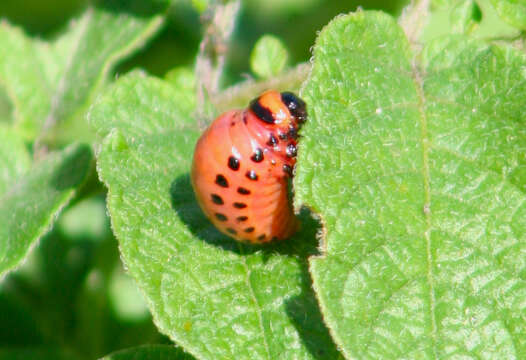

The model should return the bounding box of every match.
[491,0,526,29]
[298,10,526,359]
[100,345,194,360]
[250,35,289,79]
[90,72,340,359]
[0,143,92,277]
[450,0,482,33]
[0,5,164,143]
[422,0,520,41]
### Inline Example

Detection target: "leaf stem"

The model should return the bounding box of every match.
[195,0,241,122]
[399,0,430,45]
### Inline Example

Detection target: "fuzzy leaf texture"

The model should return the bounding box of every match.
[0,140,92,277]
[0,2,163,142]
[296,11,526,359]
[90,71,340,360]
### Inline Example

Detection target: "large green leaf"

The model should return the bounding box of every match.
[90,71,340,360]
[0,4,164,142]
[297,11,526,359]
[0,143,92,277]
[100,345,194,360]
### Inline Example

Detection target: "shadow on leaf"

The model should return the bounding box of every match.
[50,144,92,191]
[285,263,343,360]
[169,173,320,257]
[170,173,340,359]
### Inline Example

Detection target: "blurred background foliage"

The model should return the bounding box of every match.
[0,0,409,359]
[0,0,407,84]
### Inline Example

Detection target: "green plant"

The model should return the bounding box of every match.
[0,0,524,359]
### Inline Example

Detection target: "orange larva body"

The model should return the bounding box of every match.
[191,90,307,244]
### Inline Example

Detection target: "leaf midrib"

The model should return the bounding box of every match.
[238,244,271,360]
[40,9,93,135]
[412,60,438,357]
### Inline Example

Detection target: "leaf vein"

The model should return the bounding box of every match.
[412,60,438,357]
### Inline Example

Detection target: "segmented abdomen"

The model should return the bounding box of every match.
[191,110,297,244]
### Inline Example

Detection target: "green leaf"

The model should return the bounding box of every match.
[245,0,322,16]
[90,72,340,359]
[450,0,482,33]
[422,0,520,41]
[298,11,526,359]
[491,0,526,29]
[250,35,289,78]
[100,345,194,360]
[0,126,30,195]
[0,143,92,277]
[0,22,50,138]
[0,5,164,142]
[164,67,196,111]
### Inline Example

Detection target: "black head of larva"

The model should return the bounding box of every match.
[249,90,307,127]
[249,97,275,124]
[281,92,307,124]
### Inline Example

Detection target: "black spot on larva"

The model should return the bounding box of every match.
[288,126,298,139]
[257,234,266,241]
[249,98,275,124]
[267,134,278,146]
[237,187,251,195]
[244,227,255,233]
[215,213,228,221]
[230,121,235,126]
[278,132,288,140]
[226,228,237,235]
[228,156,240,171]
[243,113,247,124]
[237,216,248,222]
[246,170,258,181]
[251,148,264,162]
[286,143,297,158]
[281,91,307,123]
[211,194,224,205]
[283,164,293,177]
[233,202,247,209]
[215,174,228,187]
